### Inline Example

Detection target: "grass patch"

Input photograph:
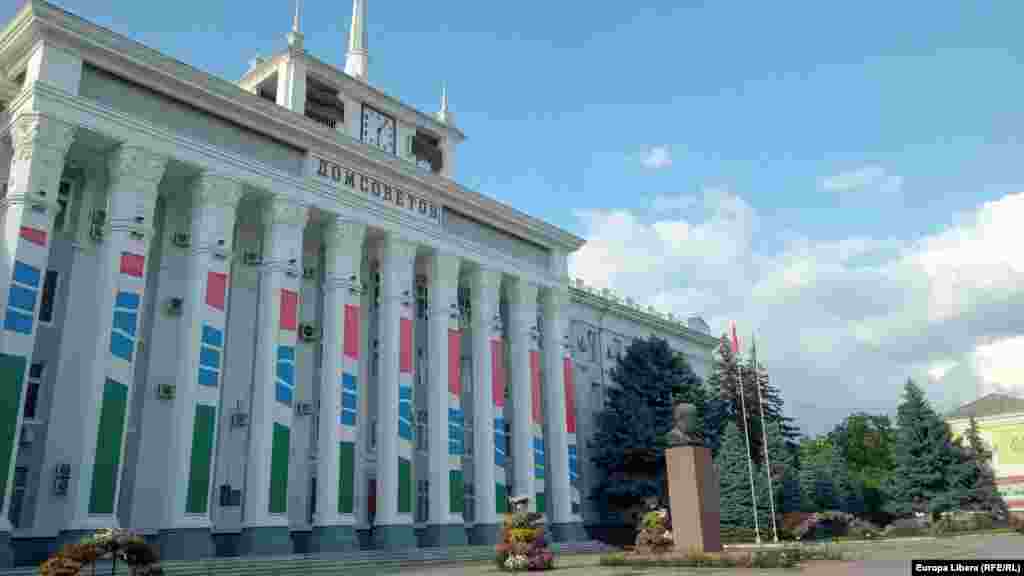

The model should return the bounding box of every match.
[600,545,843,569]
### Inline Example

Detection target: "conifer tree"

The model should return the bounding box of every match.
[885,379,960,518]
[718,422,763,535]
[706,335,742,455]
[766,420,802,514]
[588,336,709,513]
[949,417,1008,516]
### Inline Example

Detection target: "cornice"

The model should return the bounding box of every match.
[3,0,583,254]
[568,285,718,349]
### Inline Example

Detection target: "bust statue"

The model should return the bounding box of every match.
[667,402,702,447]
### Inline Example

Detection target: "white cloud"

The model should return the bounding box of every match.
[641,146,673,169]
[821,165,904,196]
[569,189,1024,434]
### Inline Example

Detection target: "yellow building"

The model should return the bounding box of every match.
[947,393,1024,513]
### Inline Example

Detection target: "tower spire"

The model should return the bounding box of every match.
[436,82,455,125]
[292,0,301,32]
[345,0,369,81]
[287,0,304,50]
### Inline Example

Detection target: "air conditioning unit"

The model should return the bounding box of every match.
[303,266,316,280]
[172,232,192,247]
[231,413,250,428]
[157,383,176,401]
[165,297,184,316]
[299,323,320,342]
[243,252,262,266]
[285,265,300,278]
[295,402,314,416]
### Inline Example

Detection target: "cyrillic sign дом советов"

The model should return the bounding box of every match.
[314,156,442,225]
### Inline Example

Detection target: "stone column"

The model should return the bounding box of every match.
[469,267,502,544]
[63,145,166,537]
[423,250,465,546]
[152,174,242,558]
[372,234,417,550]
[507,279,540,513]
[312,217,365,553]
[0,115,75,564]
[542,286,583,541]
[240,196,308,556]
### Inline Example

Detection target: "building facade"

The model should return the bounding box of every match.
[947,393,1024,515]
[0,0,716,566]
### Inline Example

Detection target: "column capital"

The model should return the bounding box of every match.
[191,173,244,209]
[471,266,502,296]
[325,217,367,251]
[430,250,460,286]
[9,113,77,162]
[266,195,309,227]
[508,278,540,308]
[108,145,169,187]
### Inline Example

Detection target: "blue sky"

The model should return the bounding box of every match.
[11,1,1024,434]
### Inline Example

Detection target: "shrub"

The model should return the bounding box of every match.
[633,509,673,554]
[846,518,882,540]
[40,529,162,576]
[883,516,928,538]
[598,547,820,569]
[496,511,554,571]
[791,511,853,541]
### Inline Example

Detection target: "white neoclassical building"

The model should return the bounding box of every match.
[0,0,717,566]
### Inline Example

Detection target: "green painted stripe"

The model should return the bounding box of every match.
[398,457,412,514]
[90,379,128,514]
[449,469,464,514]
[495,483,508,515]
[338,441,355,514]
[0,354,26,510]
[535,491,546,516]
[269,423,290,514]
[186,404,217,514]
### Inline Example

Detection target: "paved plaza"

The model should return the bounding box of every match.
[361,533,1023,576]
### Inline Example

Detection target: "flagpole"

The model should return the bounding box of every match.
[753,333,779,543]
[732,322,761,545]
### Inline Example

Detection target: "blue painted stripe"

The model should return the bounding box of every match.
[568,445,577,456]
[3,308,33,335]
[276,346,294,362]
[398,401,412,422]
[202,324,223,347]
[399,386,412,401]
[275,383,293,404]
[13,261,40,288]
[448,408,463,422]
[341,411,356,426]
[398,420,412,441]
[8,285,36,312]
[533,437,544,451]
[112,310,137,337]
[449,440,462,456]
[276,362,294,387]
[110,332,134,361]
[198,367,219,387]
[199,346,221,370]
[115,292,140,310]
[495,449,506,467]
[342,372,357,391]
[342,391,357,410]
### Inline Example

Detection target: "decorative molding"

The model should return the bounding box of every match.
[192,173,244,209]
[568,285,718,348]
[325,217,367,255]
[9,113,76,161]
[109,145,168,185]
[267,195,308,227]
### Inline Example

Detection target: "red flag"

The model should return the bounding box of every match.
[730,321,740,354]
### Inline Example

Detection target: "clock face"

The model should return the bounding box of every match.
[361,105,396,155]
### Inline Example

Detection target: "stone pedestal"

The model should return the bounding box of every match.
[666,445,721,553]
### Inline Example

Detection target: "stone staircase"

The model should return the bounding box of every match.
[0,540,615,575]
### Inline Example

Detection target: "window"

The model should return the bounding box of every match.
[23,363,44,420]
[416,480,430,523]
[54,180,73,233]
[38,270,58,325]
[416,409,428,453]
[410,131,443,174]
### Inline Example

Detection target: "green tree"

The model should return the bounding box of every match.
[948,417,1008,516]
[885,379,961,518]
[588,336,709,514]
[799,436,837,512]
[830,413,894,519]
[717,422,769,537]
[706,335,743,455]
[765,420,801,514]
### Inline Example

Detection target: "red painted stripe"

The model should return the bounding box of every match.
[564,357,576,434]
[120,253,145,277]
[399,318,413,373]
[997,476,1024,485]
[343,305,360,360]
[491,339,505,408]
[279,290,298,331]
[19,226,47,246]
[530,350,542,423]
[206,272,228,311]
[448,329,461,396]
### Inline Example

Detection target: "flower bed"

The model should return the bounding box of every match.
[40,528,162,576]
[495,511,555,572]
[601,544,845,569]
